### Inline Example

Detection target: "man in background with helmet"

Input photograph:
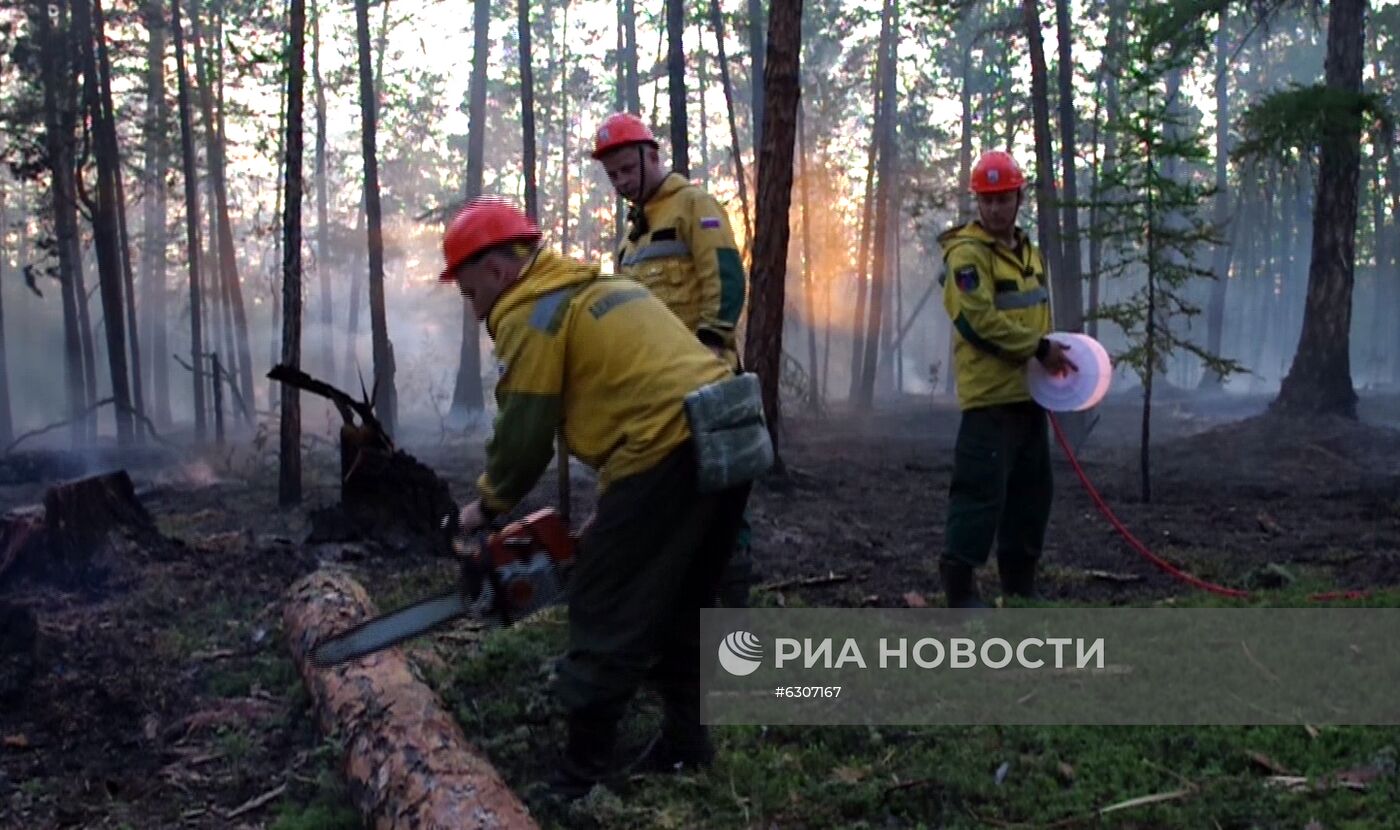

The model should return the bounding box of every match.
[442,196,757,798]
[937,150,1077,609]
[590,111,757,609]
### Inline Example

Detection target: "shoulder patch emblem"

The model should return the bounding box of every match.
[954,266,980,293]
[699,216,722,229]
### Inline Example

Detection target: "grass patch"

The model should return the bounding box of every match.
[417,588,1400,828]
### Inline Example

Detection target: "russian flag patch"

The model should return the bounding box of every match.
[700,216,722,229]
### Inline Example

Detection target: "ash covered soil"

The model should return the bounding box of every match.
[3,389,1400,828]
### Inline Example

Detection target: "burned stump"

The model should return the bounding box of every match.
[269,365,459,556]
[0,471,160,589]
[283,569,537,829]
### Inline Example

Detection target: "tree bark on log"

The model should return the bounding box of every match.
[283,569,537,830]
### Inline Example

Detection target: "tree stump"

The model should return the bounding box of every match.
[283,569,537,830]
[269,365,459,556]
[0,471,158,589]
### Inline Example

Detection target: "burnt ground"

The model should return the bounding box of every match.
[2,389,1400,828]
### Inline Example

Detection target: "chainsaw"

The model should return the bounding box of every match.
[310,508,576,667]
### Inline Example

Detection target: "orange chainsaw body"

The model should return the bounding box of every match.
[469,508,576,621]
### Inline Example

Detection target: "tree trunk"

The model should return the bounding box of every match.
[747,0,765,151]
[956,15,975,225]
[1272,0,1365,418]
[847,53,884,401]
[312,0,335,384]
[855,0,896,409]
[281,0,306,506]
[1022,0,1066,304]
[141,0,171,428]
[708,0,752,246]
[742,0,801,464]
[1201,10,1232,389]
[282,570,537,829]
[0,183,11,447]
[355,0,397,438]
[1053,0,1083,332]
[518,0,539,220]
[269,70,286,412]
[560,0,572,255]
[666,0,688,176]
[93,0,147,439]
[450,0,492,420]
[623,0,640,112]
[190,0,253,420]
[797,101,819,410]
[1142,146,1156,504]
[171,0,206,440]
[36,0,89,446]
[74,0,135,446]
[1086,59,1107,339]
[696,15,712,187]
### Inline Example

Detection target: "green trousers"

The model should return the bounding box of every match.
[554,441,751,730]
[944,401,1053,569]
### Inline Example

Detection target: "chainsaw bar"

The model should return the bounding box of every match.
[310,588,481,667]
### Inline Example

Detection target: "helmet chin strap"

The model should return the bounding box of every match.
[627,144,650,242]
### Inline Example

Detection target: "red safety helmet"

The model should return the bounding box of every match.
[438,197,542,282]
[969,150,1026,194]
[591,112,658,159]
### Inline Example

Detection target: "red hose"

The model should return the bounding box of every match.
[1046,412,1370,604]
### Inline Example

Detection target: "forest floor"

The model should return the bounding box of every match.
[3,388,1400,829]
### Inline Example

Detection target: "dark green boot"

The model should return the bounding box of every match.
[939,561,989,609]
[997,554,1040,601]
[547,715,619,801]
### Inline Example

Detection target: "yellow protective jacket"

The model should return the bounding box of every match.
[938,222,1053,411]
[478,248,732,517]
[616,172,747,362]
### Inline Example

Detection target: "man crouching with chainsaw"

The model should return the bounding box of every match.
[442,196,769,800]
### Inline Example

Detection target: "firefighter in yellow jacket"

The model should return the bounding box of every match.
[444,197,752,799]
[591,111,757,607]
[937,151,1077,608]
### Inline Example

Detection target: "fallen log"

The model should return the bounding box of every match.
[283,569,536,830]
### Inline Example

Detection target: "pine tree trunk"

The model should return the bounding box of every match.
[742,0,800,464]
[956,15,974,225]
[846,55,883,401]
[622,0,640,112]
[171,0,206,439]
[560,0,572,254]
[450,0,491,419]
[747,0,765,151]
[708,0,752,245]
[141,0,172,427]
[797,101,819,409]
[269,73,285,412]
[853,0,894,407]
[1022,0,1066,307]
[696,15,711,187]
[37,0,90,446]
[312,0,335,384]
[74,0,135,446]
[281,0,306,505]
[1273,0,1364,417]
[355,0,397,437]
[0,183,12,447]
[1201,10,1232,389]
[666,0,689,176]
[93,0,147,439]
[1053,0,1083,332]
[518,0,539,220]
[190,0,253,420]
